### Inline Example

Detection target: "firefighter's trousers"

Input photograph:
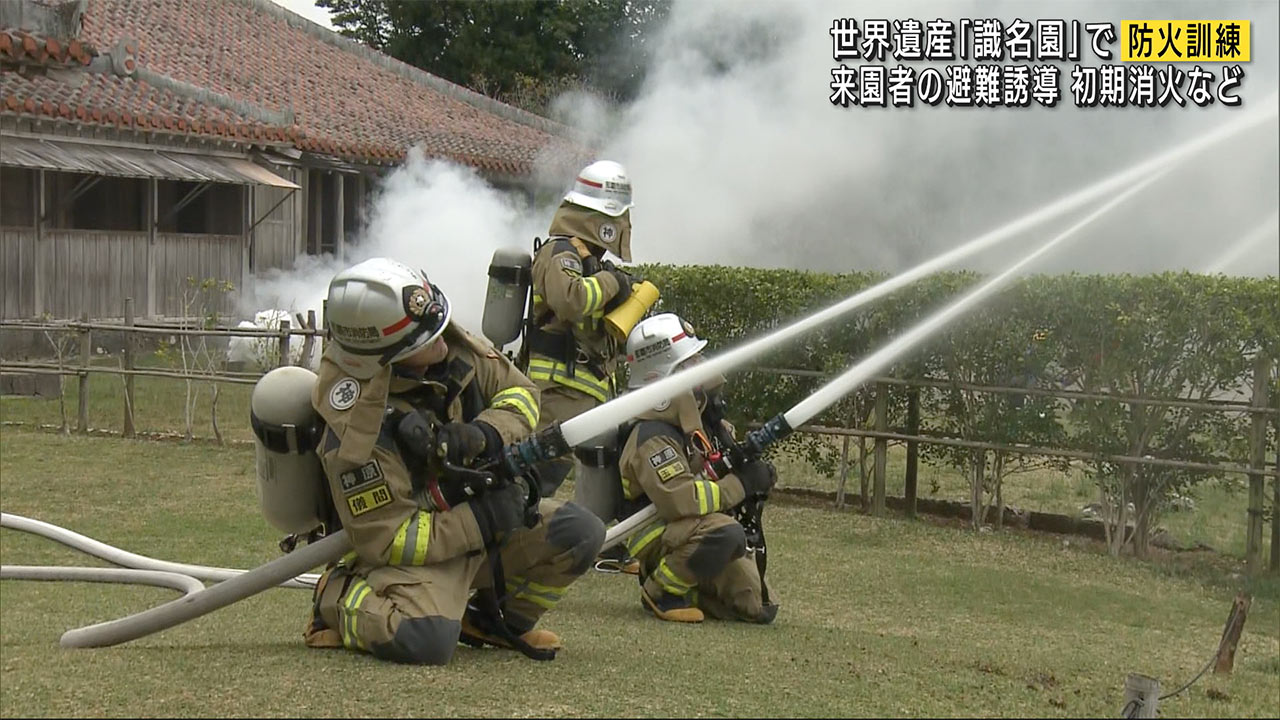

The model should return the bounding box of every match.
[314,500,604,664]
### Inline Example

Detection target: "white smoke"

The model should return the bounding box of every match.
[244,0,1278,333]
[244,148,547,334]
[594,0,1280,277]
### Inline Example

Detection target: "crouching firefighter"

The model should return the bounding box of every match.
[614,313,780,624]
[290,257,605,664]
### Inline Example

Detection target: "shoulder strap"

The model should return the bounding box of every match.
[634,419,684,447]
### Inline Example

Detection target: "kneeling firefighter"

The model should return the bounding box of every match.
[613,313,780,624]
[254,257,605,665]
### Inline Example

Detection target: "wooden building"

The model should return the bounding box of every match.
[0,0,588,320]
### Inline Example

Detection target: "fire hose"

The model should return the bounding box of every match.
[2,97,1269,650]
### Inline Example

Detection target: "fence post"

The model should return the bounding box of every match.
[905,388,920,518]
[873,382,887,516]
[1213,592,1252,674]
[123,297,136,438]
[278,318,291,368]
[1246,354,1270,574]
[1271,409,1279,573]
[835,435,851,509]
[1122,673,1159,718]
[298,310,317,368]
[77,311,90,434]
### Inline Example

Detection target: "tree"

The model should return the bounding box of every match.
[316,0,670,111]
[1056,273,1272,558]
[913,279,1070,530]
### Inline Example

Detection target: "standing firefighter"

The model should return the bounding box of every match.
[302,257,605,664]
[616,313,780,624]
[523,160,651,518]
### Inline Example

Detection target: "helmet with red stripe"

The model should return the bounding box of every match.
[324,257,451,379]
[564,160,633,217]
[625,312,707,389]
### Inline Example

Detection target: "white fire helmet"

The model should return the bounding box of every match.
[625,312,708,389]
[324,257,451,379]
[564,160,634,217]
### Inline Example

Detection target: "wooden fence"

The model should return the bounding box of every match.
[1,314,1276,571]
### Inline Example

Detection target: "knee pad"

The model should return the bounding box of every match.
[546,501,606,575]
[728,587,775,624]
[686,523,747,580]
[373,615,461,665]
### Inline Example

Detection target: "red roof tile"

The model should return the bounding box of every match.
[0,0,590,174]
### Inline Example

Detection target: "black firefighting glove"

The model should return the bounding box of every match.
[601,267,639,313]
[602,259,642,286]
[392,409,436,466]
[469,483,526,547]
[736,459,777,500]
[438,420,502,468]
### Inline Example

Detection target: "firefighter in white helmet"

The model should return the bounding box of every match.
[613,313,780,624]
[521,160,652,568]
[304,257,605,664]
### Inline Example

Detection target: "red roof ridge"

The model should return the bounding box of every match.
[0,27,97,67]
[230,0,590,146]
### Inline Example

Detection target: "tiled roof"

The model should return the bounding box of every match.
[1,28,296,142]
[0,0,589,174]
[0,28,94,66]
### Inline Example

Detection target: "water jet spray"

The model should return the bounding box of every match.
[12,95,1268,651]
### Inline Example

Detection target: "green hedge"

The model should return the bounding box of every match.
[638,265,1277,415]
[635,265,1279,525]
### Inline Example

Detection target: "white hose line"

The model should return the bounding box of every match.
[17,100,1271,646]
[1,566,206,596]
[1,512,319,589]
[555,96,1279,448]
[598,168,1177,553]
[59,530,351,649]
[601,503,659,552]
[785,169,1171,429]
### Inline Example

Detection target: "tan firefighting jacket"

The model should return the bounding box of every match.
[526,237,623,403]
[617,403,751,522]
[312,324,540,569]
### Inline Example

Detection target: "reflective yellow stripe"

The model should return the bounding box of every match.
[506,585,564,607]
[411,512,430,565]
[390,519,408,566]
[582,276,602,315]
[695,480,721,515]
[490,387,539,428]
[532,293,544,305]
[342,579,373,650]
[389,511,431,566]
[527,357,609,403]
[656,558,695,596]
[520,577,565,596]
[626,520,665,558]
[506,575,566,610]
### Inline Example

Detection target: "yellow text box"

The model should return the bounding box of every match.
[346,483,392,517]
[1121,21,1250,62]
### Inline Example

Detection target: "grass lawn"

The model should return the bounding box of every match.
[2,362,1271,559]
[1,429,1278,717]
